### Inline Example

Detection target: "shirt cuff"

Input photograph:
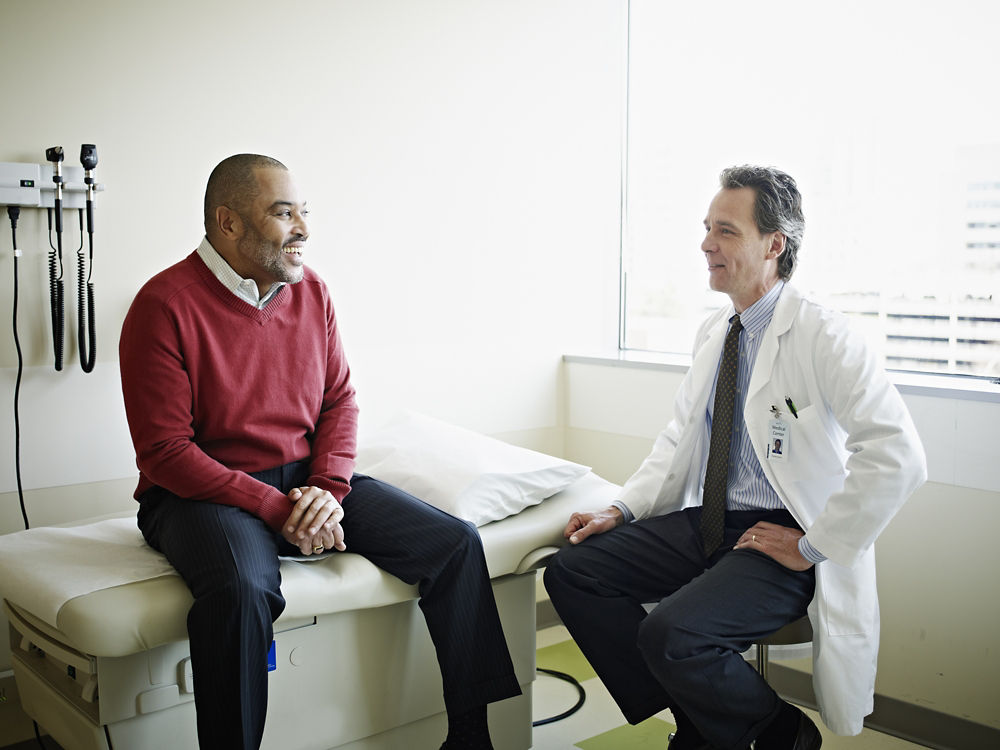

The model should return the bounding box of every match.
[798,536,827,565]
[611,501,634,524]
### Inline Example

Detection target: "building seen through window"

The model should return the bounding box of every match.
[621,0,1000,379]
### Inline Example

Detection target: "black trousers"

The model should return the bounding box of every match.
[543,506,815,750]
[138,464,521,750]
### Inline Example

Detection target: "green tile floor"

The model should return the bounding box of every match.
[530,626,925,750]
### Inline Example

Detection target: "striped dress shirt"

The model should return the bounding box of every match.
[617,281,826,564]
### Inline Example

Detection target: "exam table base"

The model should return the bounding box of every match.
[8,573,536,750]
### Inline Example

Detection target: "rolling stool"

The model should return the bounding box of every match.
[755,615,813,682]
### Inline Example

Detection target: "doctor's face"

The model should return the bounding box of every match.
[701,187,782,313]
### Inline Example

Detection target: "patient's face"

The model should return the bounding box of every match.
[234,168,310,293]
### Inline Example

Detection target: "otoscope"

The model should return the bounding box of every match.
[78,144,97,372]
[45,146,65,371]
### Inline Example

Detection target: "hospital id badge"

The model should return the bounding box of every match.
[768,418,788,461]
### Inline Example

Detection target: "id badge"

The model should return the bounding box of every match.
[768,418,788,461]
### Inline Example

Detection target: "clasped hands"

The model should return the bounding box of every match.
[282,486,346,555]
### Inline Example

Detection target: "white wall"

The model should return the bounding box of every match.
[0,3,622,740]
[0,0,623,516]
[564,357,1000,729]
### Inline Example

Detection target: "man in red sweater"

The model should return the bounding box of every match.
[119,154,519,750]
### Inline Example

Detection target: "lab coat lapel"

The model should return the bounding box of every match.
[689,314,730,416]
[746,285,800,404]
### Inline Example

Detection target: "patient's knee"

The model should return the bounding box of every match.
[193,568,284,624]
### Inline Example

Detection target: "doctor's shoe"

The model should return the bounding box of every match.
[667,730,712,750]
[788,709,822,750]
[755,704,822,750]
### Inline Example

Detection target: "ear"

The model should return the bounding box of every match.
[215,205,243,240]
[766,232,786,259]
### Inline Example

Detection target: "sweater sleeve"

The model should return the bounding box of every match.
[304,288,359,503]
[119,286,292,531]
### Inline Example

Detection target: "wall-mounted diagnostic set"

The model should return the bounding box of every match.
[1,145,105,372]
[3,145,106,530]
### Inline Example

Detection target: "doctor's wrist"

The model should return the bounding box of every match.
[798,536,827,565]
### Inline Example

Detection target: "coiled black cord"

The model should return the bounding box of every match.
[46,208,64,371]
[77,208,96,372]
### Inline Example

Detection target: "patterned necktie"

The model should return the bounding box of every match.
[700,314,742,556]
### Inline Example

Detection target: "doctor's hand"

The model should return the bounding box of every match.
[734,521,812,572]
[564,507,624,545]
[282,486,347,555]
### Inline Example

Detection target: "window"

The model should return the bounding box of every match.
[621,0,1000,378]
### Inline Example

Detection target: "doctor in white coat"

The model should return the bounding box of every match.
[544,165,926,750]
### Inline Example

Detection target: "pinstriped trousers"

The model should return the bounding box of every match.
[137,463,521,750]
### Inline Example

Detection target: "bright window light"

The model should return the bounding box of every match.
[622,0,1000,378]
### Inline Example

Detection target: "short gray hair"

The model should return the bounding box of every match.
[719,165,804,280]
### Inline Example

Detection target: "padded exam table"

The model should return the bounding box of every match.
[1,473,618,750]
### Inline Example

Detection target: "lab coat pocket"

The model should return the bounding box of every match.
[815,552,877,636]
[777,404,846,483]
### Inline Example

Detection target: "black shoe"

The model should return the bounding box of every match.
[789,709,822,750]
[667,730,712,750]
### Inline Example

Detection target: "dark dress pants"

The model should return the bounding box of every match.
[543,507,815,750]
[137,464,521,750]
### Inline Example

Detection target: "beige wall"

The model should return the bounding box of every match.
[0,2,622,743]
[0,0,624,521]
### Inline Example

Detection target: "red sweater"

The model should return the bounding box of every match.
[119,252,358,531]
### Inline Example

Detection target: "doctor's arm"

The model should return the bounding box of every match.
[564,506,625,544]
[787,318,926,568]
[734,521,815,571]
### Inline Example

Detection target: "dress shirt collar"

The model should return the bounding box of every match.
[735,280,785,339]
[196,236,286,309]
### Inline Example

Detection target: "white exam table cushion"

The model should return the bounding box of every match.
[0,472,619,659]
[0,517,174,627]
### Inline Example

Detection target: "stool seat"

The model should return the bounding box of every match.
[758,616,813,646]
[754,616,812,680]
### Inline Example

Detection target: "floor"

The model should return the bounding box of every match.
[7,626,931,750]
[530,625,928,750]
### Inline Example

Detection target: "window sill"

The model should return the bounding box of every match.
[564,352,1000,404]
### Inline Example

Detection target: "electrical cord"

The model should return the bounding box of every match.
[33,720,47,749]
[7,206,29,530]
[532,667,587,726]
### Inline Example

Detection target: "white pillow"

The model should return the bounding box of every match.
[355,411,590,526]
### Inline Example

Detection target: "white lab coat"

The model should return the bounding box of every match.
[617,284,927,735]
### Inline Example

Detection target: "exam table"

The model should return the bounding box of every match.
[1,472,619,750]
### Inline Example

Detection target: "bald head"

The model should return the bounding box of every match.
[204,154,287,240]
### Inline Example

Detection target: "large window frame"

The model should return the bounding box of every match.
[617,0,1000,383]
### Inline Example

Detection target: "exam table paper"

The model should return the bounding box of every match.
[0,517,176,628]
